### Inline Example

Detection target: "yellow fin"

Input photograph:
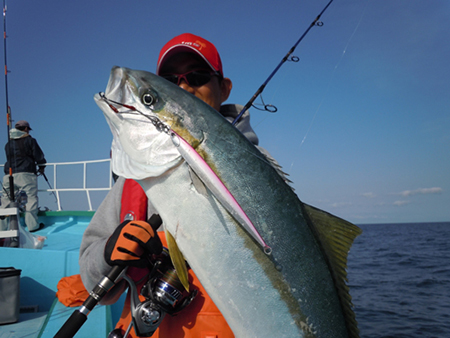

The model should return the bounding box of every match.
[303,203,362,338]
[165,229,190,292]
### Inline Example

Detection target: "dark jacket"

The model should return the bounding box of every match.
[4,129,46,174]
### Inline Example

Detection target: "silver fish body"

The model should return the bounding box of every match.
[95,67,361,338]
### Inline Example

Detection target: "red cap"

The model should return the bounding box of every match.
[157,33,223,77]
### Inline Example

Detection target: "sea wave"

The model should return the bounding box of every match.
[347,222,450,338]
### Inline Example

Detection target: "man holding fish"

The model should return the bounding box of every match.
[81,28,361,337]
[80,33,263,338]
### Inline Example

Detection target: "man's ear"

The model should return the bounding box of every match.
[220,78,233,103]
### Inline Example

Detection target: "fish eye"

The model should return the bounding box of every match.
[141,93,155,106]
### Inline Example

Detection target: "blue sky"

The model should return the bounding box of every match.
[0,0,448,224]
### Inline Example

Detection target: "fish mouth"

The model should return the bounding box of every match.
[94,66,137,116]
[96,66,170,134]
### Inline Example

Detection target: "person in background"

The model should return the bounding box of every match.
[1,120,46,232]
[79,33,273,338]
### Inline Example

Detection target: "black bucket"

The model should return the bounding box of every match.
[0,267,21,324]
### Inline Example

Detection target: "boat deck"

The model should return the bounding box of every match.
[0,211,118,338]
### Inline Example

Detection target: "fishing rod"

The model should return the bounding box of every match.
[232,0,335,125]
[54,265,125,338]
[2,0,18,247]
[3,0,14,203]
[41,172,61,209]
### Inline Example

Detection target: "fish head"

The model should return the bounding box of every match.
[95,66,208,179]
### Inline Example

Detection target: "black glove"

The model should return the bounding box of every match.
[104,214,163,267]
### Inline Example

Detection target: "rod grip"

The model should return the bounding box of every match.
[53,310,87,338]
[53,265,124,338]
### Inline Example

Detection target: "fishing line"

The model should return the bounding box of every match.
[289,0,369,173]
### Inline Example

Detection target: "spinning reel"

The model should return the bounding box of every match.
[108,248,197,337]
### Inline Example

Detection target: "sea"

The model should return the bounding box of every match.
[347,222,450,338]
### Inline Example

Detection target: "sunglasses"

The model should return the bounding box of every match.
[160,69,220,87]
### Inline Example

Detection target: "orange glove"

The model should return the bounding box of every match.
[104,215,163,267]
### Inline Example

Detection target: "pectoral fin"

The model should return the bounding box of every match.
[165,228,190,292]
[189,166,208,196]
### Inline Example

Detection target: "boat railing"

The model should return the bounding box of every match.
[1,159,113,211]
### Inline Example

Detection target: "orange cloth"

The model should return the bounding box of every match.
[56,274,90,307]
[114,231,234,338]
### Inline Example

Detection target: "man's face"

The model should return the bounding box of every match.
[159,52,231,111]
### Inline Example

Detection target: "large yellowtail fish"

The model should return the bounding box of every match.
[94,66,361,338]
